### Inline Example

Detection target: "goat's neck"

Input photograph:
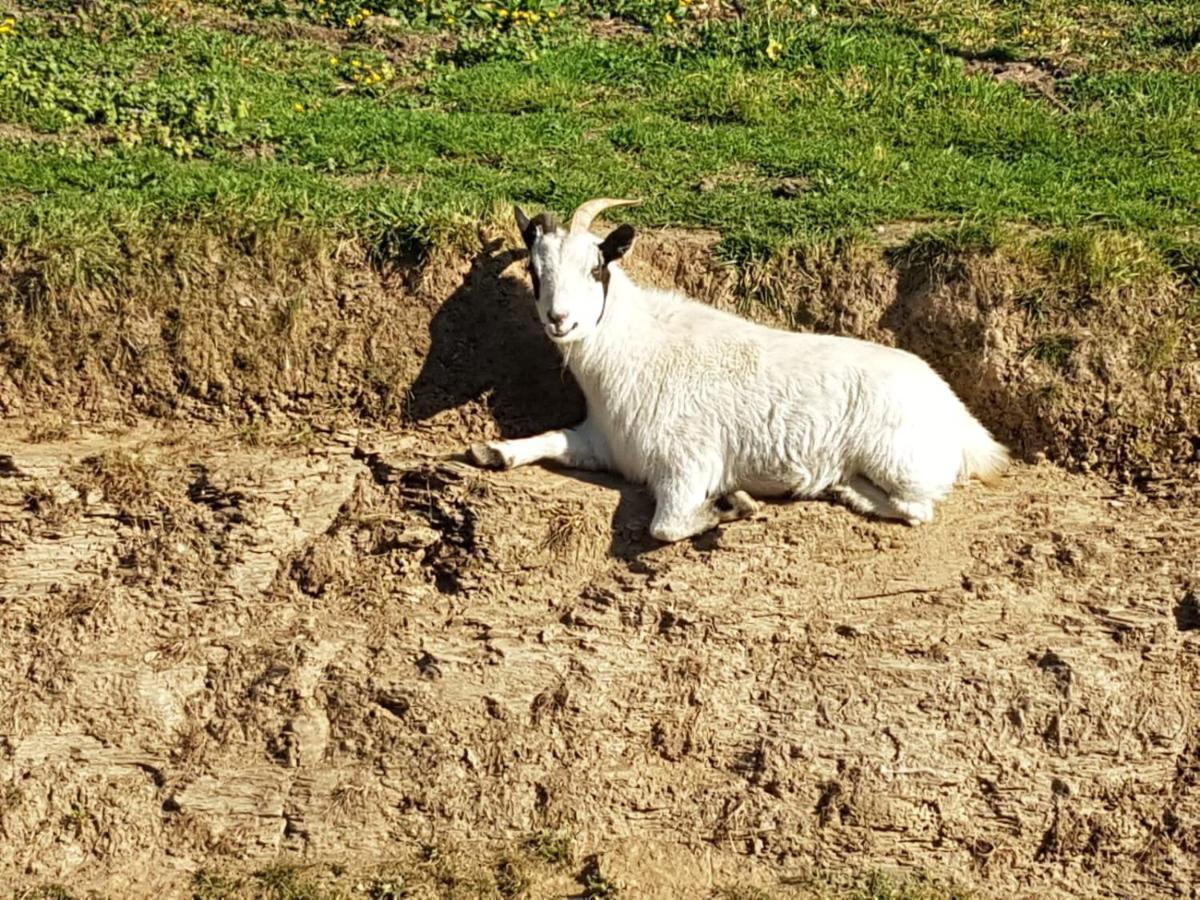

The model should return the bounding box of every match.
[560,267,652,393]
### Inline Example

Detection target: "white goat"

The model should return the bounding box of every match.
[467,197,1009,543]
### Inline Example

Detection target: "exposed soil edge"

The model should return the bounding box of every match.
[1,222,1196,491]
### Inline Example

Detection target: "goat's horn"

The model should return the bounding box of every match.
[569,197,642,235]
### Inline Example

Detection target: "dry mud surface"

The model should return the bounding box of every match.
[1,422,1198,897]
[1,231,1199,897]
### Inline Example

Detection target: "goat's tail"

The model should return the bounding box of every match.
[960,419,1010,485]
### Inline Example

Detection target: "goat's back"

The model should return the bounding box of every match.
[620,291,992,495]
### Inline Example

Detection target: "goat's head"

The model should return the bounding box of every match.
[513,197,639,344]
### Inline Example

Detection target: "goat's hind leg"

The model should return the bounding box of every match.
[830,475,921,524]
[650,480,757,544]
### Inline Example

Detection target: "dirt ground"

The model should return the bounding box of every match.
[1,229,1199,898]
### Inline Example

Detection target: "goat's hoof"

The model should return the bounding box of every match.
[467,442,510,470]
[718,490,759,521]
[892,497,934,526]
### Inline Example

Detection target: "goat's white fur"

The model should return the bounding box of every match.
[468,201,1009,543]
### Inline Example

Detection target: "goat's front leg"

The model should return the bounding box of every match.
[468,420,609,472]
[649,475,759,544]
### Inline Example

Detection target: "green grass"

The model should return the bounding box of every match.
[893,219,1001,276]
[777,866,971,900]
[13,888,77,900]
[849,869,968,900]
[522,828,573,865]
[173,856,972,900]
[0,0,1198,277]
[577,853,621,899]
[1026,330,1080,369]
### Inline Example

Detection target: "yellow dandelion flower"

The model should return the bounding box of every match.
[351,59,361,67]
[765,38,783,61]
[330,56,339,65]
[446,14,455,23]
[294,102,305,112]
[664,13,675,24]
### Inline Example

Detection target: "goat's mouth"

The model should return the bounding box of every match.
[546,322,578,340]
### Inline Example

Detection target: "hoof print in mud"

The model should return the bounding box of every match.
[467,442,510,470]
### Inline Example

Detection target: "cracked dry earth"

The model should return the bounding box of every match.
[0,418,1198,898]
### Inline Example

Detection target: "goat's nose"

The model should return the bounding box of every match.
[548,310,569,326]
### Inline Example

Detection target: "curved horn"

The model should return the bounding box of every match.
[569,197,642,235]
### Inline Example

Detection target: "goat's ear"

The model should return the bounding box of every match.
[599,223,636,265]
[514,204,531,236]
[515,204,547,250]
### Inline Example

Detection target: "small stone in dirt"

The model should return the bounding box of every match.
[484,696,507,720]
[560,608,596,629]
[582,586,617,607]
[1035,649,1069,673]
[416,651,442,679]
[658,608,694,633]
[1174,589,1200,632]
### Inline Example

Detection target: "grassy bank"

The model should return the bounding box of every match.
[0,1,1197,479]
[1,1,1198,264]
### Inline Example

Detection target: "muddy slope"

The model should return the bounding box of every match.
[3,224,1198,485]
[1,423,1198,896]
[1,225,1198,897]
